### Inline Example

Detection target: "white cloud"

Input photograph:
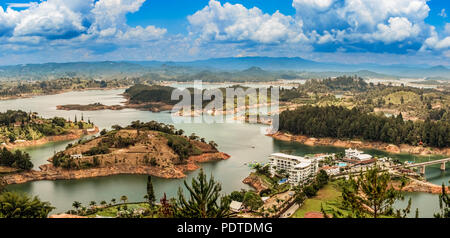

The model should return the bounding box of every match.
[420,26,450,51]
[445,23,450,35]
[0,0,166,45]
[292,0,429,44]
[369,17,421,43]
[439,8,447,18]
[188,0,307,44]
[7,3,37,8]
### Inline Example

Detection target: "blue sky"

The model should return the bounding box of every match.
[0,0,449,65]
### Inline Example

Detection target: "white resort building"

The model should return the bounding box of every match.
[269,153,318,186]
[345,148,373,161]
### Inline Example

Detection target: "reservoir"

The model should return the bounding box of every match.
[3,89,448,217]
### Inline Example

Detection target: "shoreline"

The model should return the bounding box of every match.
[0,86,128,101]
[2,152,230,185]
[391,179,450,195]
[1,127,100,150]
[268,131,450,157]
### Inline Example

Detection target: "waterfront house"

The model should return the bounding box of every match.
[268,153,318,186]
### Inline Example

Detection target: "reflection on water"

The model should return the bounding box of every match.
[3,89,449,217]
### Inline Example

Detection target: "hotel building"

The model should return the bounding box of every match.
[269,153,318,186]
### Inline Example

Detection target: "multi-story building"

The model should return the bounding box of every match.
[344,148,373,162]
[269,153,318,186]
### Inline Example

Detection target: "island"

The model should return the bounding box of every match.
[57,103,125,111]
[2,120,229,184]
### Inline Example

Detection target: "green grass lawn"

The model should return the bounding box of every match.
[291,181,344,218]
[87,203,156,218]
[291,181,396,218]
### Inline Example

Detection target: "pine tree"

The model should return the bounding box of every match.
[340,167,408,218]
[173,169,233,218]
[146,176,156,208]
[434,184,450,218]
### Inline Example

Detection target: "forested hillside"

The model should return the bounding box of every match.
[279,106,449,148]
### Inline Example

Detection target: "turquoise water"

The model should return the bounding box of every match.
[2,89,448,217]
[338,162,347,167]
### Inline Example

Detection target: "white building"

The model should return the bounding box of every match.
[320,166,340,176]
[70,154,83,159]
[230,201,243,212]
[345,148,372,161]
[269,153,318,186]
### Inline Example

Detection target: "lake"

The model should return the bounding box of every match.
[3,89,448,217]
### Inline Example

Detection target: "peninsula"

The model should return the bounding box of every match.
[2,121,229,184]
[0,110,98,149]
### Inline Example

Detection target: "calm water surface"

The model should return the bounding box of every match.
[3,89,448,217]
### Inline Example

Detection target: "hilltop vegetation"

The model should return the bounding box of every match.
[0,77,150,99]
[51,120,221,171]
[279,76,449,122]
[0,148,33,171]
[0,110,94,144]
[279,105,449,148]
[124,84,177,105]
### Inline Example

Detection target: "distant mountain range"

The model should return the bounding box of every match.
[0,57,449,80]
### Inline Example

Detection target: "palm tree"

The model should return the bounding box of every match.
[0,192,54,218]
[120,195,128,204]
[89,201,97,208]
[72,201,82,214]
[111,198,116,205]
[100,201,107,207]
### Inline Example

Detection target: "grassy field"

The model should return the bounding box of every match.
[291,181,347,218]
[86,203,155,218]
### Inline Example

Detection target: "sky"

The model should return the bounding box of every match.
[0,0,449,66]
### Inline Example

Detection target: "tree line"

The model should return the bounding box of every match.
[279,105,449,148]
[0,147,33,170]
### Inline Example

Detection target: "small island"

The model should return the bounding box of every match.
[57,84,177,112]
[57,103,125,111]
[3,121,229,184]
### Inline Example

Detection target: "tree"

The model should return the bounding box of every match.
[159,193,173,218]
[294,190,306,205]
[242,191,263,211]
[316,170,329,188]
[0,192,54,218]
[341,167,407,218]
[146,176,156,208]
[89,201,97,208]
[72,201,81,214]
[111,198,116,205]
[0,176,5,194]
[208,141,218,149]
[120,195,128,204]
[173,169,233,218]
[434,183,450,218]
[230,190,245,202]
[303,185,318,198]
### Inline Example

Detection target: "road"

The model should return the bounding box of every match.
[280,203,300,218]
